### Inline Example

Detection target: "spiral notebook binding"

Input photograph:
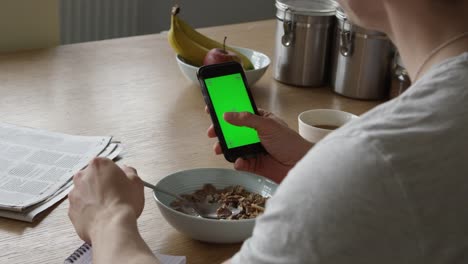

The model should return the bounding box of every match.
[64,243,91,263]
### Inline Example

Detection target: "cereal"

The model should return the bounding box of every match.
[170,184,269,220]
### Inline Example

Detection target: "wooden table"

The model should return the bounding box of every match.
[0,19,381,264]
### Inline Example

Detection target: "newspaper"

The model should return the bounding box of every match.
[0,143,122,222]
[0,122,113,214]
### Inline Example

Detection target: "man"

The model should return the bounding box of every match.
[68,0,468,263]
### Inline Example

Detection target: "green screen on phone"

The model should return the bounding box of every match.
[205,73,260,149]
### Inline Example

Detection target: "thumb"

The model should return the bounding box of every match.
[224,112,273,131]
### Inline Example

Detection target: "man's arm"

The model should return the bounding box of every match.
[68,159,160,264]
[91,206,160,264]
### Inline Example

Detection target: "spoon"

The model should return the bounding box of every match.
[142,180,222,219]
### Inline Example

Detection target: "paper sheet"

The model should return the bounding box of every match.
[0,142,122,222]
[64,244,186,264]
[0,122,112,211]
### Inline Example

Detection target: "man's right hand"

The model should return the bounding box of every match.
[207,109,313,183]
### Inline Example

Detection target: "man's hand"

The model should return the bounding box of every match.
[68,158,144,243]
[68,158,159,264]
[207,108,313,183]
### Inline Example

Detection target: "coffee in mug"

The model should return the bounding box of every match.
[298,109,358,143]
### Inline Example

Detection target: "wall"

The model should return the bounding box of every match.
[139,0,277,34]
[60,0,276,44]
[0,0,59,52]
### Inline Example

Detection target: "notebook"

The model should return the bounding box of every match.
[64,243,186,264]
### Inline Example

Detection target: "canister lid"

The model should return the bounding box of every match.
[276,0,337,16]
[336,6,347,20]
[335,5,387,37]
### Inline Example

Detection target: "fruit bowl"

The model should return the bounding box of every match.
[176,46,270,87]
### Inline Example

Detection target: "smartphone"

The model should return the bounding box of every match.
[197,61,265,162]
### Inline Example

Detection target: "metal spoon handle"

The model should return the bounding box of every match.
[142,180,157,189]
[142,180,184,200]
[142,180,218,219]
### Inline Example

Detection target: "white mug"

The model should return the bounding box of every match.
[298,109,358,143]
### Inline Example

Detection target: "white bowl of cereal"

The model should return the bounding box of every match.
[152,168,278,243]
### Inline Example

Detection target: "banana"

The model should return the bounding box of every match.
[168,6,255,70]
[176,15,255,70]
[168,12,210,66]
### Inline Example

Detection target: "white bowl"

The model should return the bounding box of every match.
[298,109,358,143]
[176,46,271,87]
[152,168,278,243]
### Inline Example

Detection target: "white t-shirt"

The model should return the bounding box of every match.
[232,52,468,264]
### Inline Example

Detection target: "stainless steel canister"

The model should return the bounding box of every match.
[330,7,394,100]
[274,0,337,87]
[393,51,411,95]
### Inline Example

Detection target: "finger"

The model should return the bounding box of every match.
[234,158,254,173]
[68,186,77,205]
[129,173,143,187]
[86,158,114,181]
[224,112,275,131]
[257,108,268,116]
[205,105,210,114]
[89,157,110,169]
[122,165,138,176]
[121,166,142,185]
[72,171,84,186]
[213,142,222,155]
[67,205,74,222]
[207,124,217,138]
[67,187,78,222]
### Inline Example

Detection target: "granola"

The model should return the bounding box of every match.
[170,184,269,220]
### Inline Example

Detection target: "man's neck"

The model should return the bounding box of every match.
[384,2,468,82]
